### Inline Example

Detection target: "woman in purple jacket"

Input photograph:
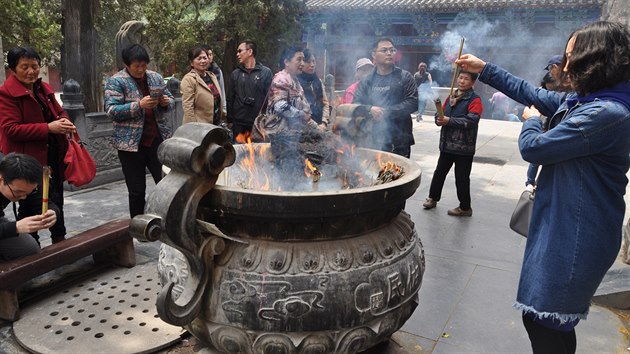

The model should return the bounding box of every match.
[457,21,630,354]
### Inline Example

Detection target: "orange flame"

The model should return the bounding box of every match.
[237,134,271,190]
[304,158,317,177]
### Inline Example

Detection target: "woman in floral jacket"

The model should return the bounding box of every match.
[104,44,174,218]
[267,46,318,131]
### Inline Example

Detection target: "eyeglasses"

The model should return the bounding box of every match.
[4,181,37,199]
[5,182,17,199]
[376,48,397,54]
[236,48,250,54]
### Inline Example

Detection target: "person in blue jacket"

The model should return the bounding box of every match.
[456,21,630,354]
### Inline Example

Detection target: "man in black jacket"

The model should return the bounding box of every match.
[227,41,273,140]
[353,38,418,158]
[0,153,58,261]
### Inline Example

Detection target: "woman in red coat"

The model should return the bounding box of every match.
[0,46,76,244]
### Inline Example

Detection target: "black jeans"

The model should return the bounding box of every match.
[522,313,577,354]
[428,152,473,210]
[118,140,163,218]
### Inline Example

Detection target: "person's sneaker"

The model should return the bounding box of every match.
[422,198,437,209]
[447,207,473,217]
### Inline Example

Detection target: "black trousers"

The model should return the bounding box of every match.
[428,152,473,210]
[522,313,577,354]
[118,140,163,218]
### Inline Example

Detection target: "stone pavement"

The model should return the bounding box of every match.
[1,117,629,353]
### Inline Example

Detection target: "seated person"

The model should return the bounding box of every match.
[0,153,58,261]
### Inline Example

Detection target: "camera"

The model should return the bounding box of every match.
[243,97,255,106]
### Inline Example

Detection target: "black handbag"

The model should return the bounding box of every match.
[509,188,535,237]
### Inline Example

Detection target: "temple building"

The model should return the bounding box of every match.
[302,0,605,93]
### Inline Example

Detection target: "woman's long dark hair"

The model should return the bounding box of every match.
[566,21,630,96]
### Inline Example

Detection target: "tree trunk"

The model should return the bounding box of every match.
[61,0,100,112]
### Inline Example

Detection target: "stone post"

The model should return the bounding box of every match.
[166,78,183,131]
[61,79,87,134]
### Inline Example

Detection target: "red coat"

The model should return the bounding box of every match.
[0,74,68,166]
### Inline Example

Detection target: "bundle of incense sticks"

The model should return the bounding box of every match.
[434,98,445,120]
[42,166,50,214]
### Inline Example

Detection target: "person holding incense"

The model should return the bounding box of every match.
[353,38,417,158]
[0,153,58,261]
[0,46,74,245]
[456,21,630,353]
[422,70,483,217]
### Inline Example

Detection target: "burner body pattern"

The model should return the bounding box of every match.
[130,123,425,353]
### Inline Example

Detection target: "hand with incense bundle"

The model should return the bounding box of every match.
[41,166,50,214]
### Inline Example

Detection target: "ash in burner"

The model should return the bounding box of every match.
[225,128,406,192]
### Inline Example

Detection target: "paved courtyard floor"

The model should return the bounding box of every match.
[0,117,628,353]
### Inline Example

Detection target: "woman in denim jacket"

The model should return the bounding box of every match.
[104,44,174,218]
[457,21,630,353]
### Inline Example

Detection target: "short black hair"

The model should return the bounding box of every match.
[372,38,395,51]
[240,41,257,57]
[567,21,630,95]
[459,70,478,81]
[279,45,303,69]
[121,44,150,66]
[0,153,43,185]
[7,46,41,71]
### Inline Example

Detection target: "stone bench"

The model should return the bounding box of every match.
[0,219,135,321]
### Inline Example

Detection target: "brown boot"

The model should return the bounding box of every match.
[422,198,437,209]
[447,207,472,217]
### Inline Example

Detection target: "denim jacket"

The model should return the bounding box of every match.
[479,63,630,323]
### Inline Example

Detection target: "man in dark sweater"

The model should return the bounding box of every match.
[423,70,483,216]
[0,153,58,261]
[353,38,418,158]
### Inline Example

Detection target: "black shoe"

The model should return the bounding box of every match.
[51,235,66,244]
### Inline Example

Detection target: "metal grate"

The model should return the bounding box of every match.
[13,263,185,354]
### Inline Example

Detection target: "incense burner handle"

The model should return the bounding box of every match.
[130,123,235,326]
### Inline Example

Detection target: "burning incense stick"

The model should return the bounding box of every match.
[449,37,465,98]
[42,166,50,214]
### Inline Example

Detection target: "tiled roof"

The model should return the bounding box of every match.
[306,0,605,11]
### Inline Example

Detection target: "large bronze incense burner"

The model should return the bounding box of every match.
[130,123,425,353]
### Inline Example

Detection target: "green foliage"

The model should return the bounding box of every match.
[0,0,63,66]
[95,0,149,76]
[1,0,305,81]
[142,0,216,77]
[212,0,307,73]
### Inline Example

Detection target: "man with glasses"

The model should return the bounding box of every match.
[353,38,418,157]
[0,153,58,261]
[227,40,273,140]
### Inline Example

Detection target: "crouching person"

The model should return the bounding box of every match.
[0,153,58,261]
